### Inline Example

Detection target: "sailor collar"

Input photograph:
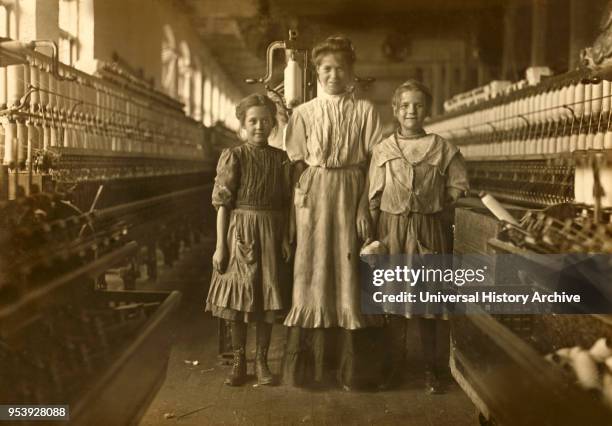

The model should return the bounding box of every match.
[374,133,443,167]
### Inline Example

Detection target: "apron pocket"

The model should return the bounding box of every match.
[235,239,257,264]
[294,186,308,208]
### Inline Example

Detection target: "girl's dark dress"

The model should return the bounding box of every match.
[206,143,290,323]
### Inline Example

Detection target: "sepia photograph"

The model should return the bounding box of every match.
[1,0,612,424]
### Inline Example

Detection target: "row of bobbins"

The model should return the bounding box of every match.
[426,78,612,208]
[427,78,612,158]
[0,53,205,169]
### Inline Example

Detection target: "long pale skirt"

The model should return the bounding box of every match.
[284,166,381,329]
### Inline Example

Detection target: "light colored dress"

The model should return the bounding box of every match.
[206,143,291,323]
[284,90,383,330]
[369,131,469,317]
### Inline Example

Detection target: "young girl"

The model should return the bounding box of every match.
[368,80,469,392]
[206,94,292,386]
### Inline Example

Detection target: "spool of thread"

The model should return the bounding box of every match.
[38,64,48,109]
[551,89,561,121]
[537,92,545,124]
[570,129,578,152]
[556,347,572,358]
[548,133,556,154]
[513,135,521,157]
[569,348,601,390]
[577,131,587,150]
[536,134,544,154]
[575,81,585,117]
[594,131,605,150]
[56,75,64,113]
[581,164,601,206]
[584,82,593,117]
[50,126,57,148]
[574,163,587,204]
[480,192,519,225]
[544,90,552,122]
[16,121,26,167]
[26,122,36,167]
[529,136,537,155]
[592,81,603,115]
[603,80,612,116]
[2,120,16,165]
[561,134,570,153]
[22,62,30,105]
[60,123,68,148]
[69,124,77,149]
[29,62,39,112]
[42,125,50,151]
[590,338,612,362]
[6,65,24,107]
[585,131,594,150]
[600,165,612,208]
[47,66,56,113]
[604,128,612,150]
[82,126,89,150]
[560,85,570,119]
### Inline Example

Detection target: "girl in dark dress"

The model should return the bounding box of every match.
[206,94,292,386]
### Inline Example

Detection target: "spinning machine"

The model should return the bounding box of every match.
[425,24,612,426]
[0,37,231,423]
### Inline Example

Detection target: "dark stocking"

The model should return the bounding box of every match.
[231,321,247,350]
[225,321,247,386]
[255,321,273,385]
[312,328,326,383]
[419,318,437,372]
[419,318,443,394]
[256,321,272,349]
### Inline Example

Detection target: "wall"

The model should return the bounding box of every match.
[306,19,474,126]
[91,0,242,127]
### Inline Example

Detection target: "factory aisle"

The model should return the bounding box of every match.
[138,240,478,426]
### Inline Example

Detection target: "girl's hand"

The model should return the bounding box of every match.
[282,234,293,262]
[356,205,372,241]
[369,208,380,235]
[212,245,228,273]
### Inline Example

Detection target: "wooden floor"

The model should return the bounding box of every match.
[137,240,478,426]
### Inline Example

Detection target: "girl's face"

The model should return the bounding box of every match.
[394,90,428,134]
[244,106,273,145]
[316,54,352,95]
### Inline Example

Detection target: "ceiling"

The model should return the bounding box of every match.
[179,0,512,96]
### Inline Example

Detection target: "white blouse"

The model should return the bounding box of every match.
[285,90,383,168]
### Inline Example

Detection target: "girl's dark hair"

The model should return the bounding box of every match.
[235,94,278,129]
[311,35,356,67]
[391,79,433,114]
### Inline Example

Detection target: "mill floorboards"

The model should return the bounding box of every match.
[135,241,477,426]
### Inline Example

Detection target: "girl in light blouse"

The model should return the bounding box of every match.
[283,35,383,390]
[369,80,468,392]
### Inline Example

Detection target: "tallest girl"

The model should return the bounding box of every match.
[283,36,383,389]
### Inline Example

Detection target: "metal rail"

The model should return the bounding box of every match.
[0,241,138,335]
